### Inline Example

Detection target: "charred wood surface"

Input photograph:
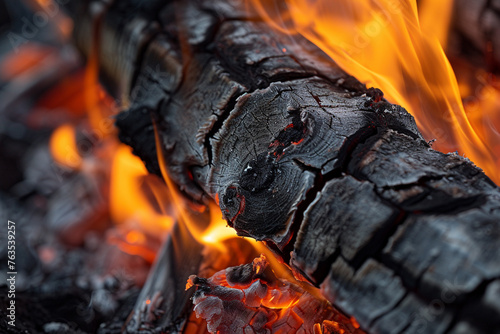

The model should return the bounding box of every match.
[123,221,204,334]
[63,1,500,333]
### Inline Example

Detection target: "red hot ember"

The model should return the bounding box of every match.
[188,255,364,334]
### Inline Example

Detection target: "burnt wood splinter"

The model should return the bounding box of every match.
[63,0,500,333]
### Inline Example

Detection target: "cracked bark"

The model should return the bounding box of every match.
[63,0,500,333]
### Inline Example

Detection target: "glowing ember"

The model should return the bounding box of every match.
[0,44,54,81]
[188,255,363,334]
[250,0,499,184]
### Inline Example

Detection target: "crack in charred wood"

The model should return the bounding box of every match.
[212,23,331,90]
[378,175,489,215]
[379,245,429,301]
[362,184,491,313]
[371,291,410,330]
[361,107,422,141]
[252,157,340,271]
[363,208,500,333]
[380,175,445,191]
[402,190,486,215]
[203,94,240,166]
[289,158,345,285]
[335,125,379,173]
[197,3,264,49]
[203,77,318,169]
[443,277,500,334]
[449,161,499,188]
[215,52,323,90]
[349,209,407,271]
[288,117,496,323]
[284,120,413,285]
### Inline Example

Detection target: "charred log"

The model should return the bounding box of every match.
[63,0,500,333]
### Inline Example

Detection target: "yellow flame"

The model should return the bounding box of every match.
[109,144,174,233]
[153,120,326,297]
[49,124,82,169]
[84,55,112,134]
[201,202,240,245]
[126,230,146,244]
[461,72,500,173]
[250,0,499,184]
[152,120,239,253]
[419,0,453,48]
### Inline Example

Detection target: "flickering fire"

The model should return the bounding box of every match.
[49,119,175,262]
[49,124,82,169]
[46,58,332,333]
[109,145,174,233]
[20,0,500,332]
[250,0,500,184]
[459,69,500,173]
[188,255,361,334]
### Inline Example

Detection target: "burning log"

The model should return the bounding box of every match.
[62,0,500,333]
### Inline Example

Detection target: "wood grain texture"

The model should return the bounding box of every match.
[63,0,500,333]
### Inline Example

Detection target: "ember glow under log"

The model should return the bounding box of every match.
[188,254,364,334]
[55,0,500,333]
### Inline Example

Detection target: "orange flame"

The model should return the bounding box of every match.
[200,202,240,247]
[49,124,83,169]
[460,71,500,173]
[46,49,171,262]
[250,0,499,184]
[109,144,174,234]
[152,120,240,252]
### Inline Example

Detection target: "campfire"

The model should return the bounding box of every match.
[1,0,500,333]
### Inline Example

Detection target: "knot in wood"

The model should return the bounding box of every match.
[220,185,246,225]
[239,153,276,193]
[268,111,308,158]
